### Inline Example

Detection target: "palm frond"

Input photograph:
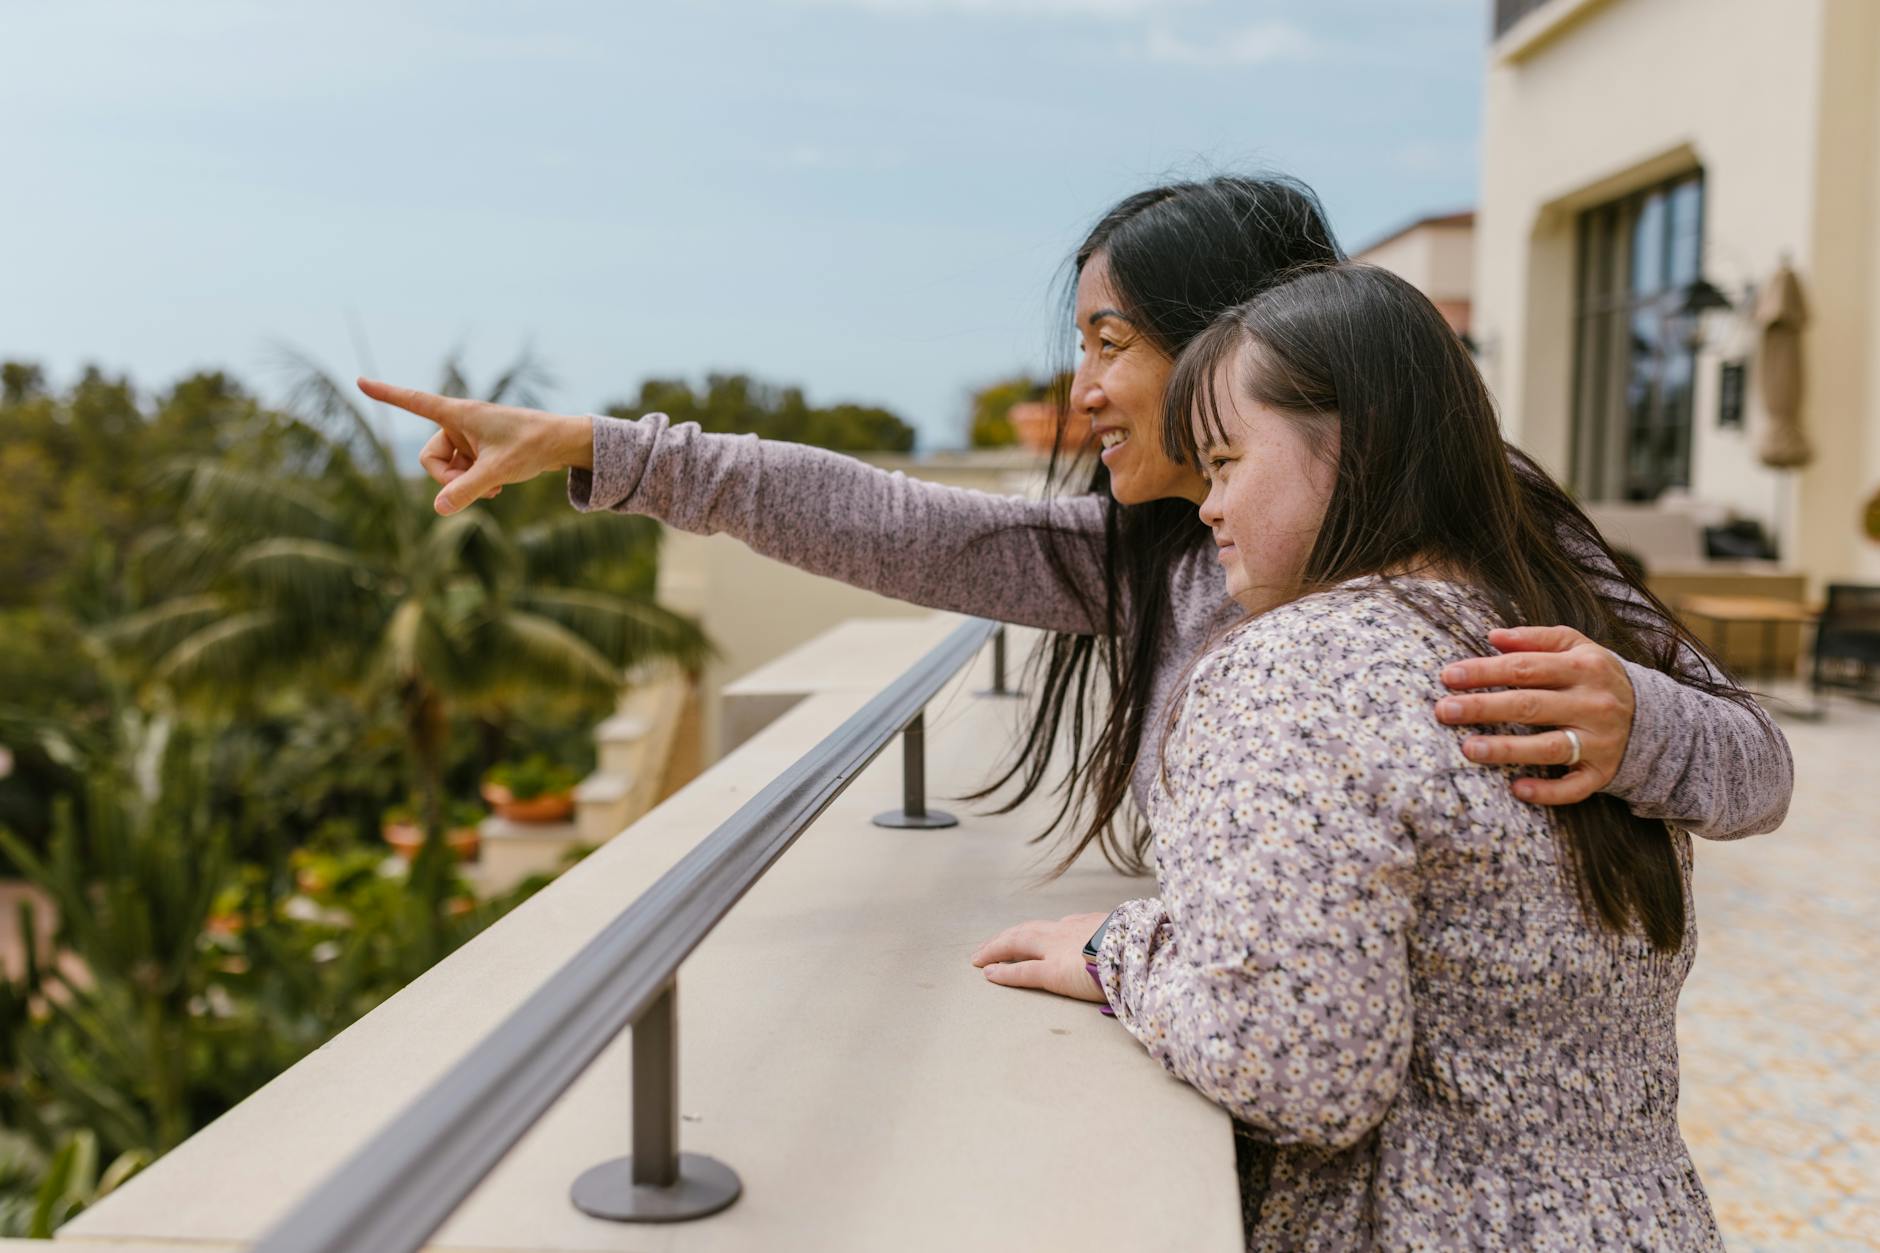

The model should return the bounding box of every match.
[514,512,661,582]
[379,597,426,686]
[270,342,400,486]
[126,522,235,595]
[374,596,463,690]
[0,705,101,770]
[416,509,522,597]
[229,538,374,611]
[516,588,710,672]
[469,609,623,698]
[484,346,555,410]
[151,609,297,694]
[438,350,472,400]
[266,414,386,508]
[169,457,341,541]
[94,595,229,661]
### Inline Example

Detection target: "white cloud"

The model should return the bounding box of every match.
[1140,20,1319,65]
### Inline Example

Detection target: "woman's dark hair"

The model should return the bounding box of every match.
[967,174,1343,875]
[1163,263,1773,951]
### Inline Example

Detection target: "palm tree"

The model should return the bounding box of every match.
[104,349,706,946]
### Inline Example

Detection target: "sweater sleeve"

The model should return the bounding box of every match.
[1543,494,1794,839]
[1608,654,1793,839]
[1096,635,1423,1151]
[1587,549,1794,839]
[566,413,1112,635]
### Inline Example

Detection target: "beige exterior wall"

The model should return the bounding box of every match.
[1474,0,1880,587]
[1357,220,1476,311]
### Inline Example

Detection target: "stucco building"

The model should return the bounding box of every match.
[1353,209,1476,341]
[1474,0,1880,589]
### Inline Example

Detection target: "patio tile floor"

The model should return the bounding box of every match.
[1679,685,1880,1250]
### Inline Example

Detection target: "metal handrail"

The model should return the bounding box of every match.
[252,617,1002,1253]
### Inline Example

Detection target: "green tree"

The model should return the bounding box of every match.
[609,372,916,452]
[965,372,1073,448]
[102,349,707,958]
[0,713,559,1235]
[0,363,275,617]
[966,376,1033,448]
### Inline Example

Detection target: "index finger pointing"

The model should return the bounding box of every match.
[357,377,459,426]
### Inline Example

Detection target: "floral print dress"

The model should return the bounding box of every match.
[1095,577,1724,1251]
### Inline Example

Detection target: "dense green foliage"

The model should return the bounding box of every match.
[966,376,1033,448]
[0,351,903,1235]
[608,372,916,453]
[486,754,580,801]
[966,372,1071,447]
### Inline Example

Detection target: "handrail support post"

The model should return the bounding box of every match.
[631,982,679,1187]
[570,979,742,1222]
[975,625,1025,699]
[872,710,958,830]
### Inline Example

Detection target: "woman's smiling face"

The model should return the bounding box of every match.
[1072,253,1208,506]
[1195,346,1340,612]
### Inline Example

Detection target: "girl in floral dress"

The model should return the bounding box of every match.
[975,264,1760,1250]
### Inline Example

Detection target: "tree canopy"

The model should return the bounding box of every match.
[607,373,916,453]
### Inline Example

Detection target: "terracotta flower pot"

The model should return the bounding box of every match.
[205,912,246,938]
[480,782,576,824]
[381,821,481,862]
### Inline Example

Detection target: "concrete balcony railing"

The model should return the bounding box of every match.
[18,614,1241,1253]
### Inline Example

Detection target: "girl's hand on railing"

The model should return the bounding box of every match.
[1433,624,1635,806]
[971,912,1111,1003]
[356,378,595,516]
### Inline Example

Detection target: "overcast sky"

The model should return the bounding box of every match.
[4,0,1486,451]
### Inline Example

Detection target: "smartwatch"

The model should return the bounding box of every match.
[1082,910,1119,1015]
[1082,909,1117,963]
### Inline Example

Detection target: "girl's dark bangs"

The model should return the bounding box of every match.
[1161,318,1243,468]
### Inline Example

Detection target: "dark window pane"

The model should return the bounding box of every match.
[1572,171,1706,502]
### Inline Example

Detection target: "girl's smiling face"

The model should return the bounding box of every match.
[1195,346,1340,613]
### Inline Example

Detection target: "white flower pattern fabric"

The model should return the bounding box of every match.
[1098,578,1723,1251]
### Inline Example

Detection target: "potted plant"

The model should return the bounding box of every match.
[481,754,580,824]
[380,799,484,861]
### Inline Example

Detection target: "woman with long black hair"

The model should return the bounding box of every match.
[357,175,1791,878]
[975,262,1740,1247]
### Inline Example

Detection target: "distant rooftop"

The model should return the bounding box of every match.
[1353,209,1477,259]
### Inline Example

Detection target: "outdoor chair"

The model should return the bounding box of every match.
[1811,583,1880,702]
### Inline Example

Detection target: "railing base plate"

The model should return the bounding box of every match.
[872,808,959,829]
[571,1153,742,1223]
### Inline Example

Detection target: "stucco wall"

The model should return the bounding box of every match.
[1807,0,1880,582]
[1473,0,1880,585]
[1358,223,1475,307]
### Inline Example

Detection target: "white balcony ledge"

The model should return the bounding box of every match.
[54,614,1242,1252]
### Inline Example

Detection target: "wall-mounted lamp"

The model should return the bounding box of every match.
[1670,274,1756,352]
[1676,276,1736,318]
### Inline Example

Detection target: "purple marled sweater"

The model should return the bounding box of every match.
[568,414,1792,840]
